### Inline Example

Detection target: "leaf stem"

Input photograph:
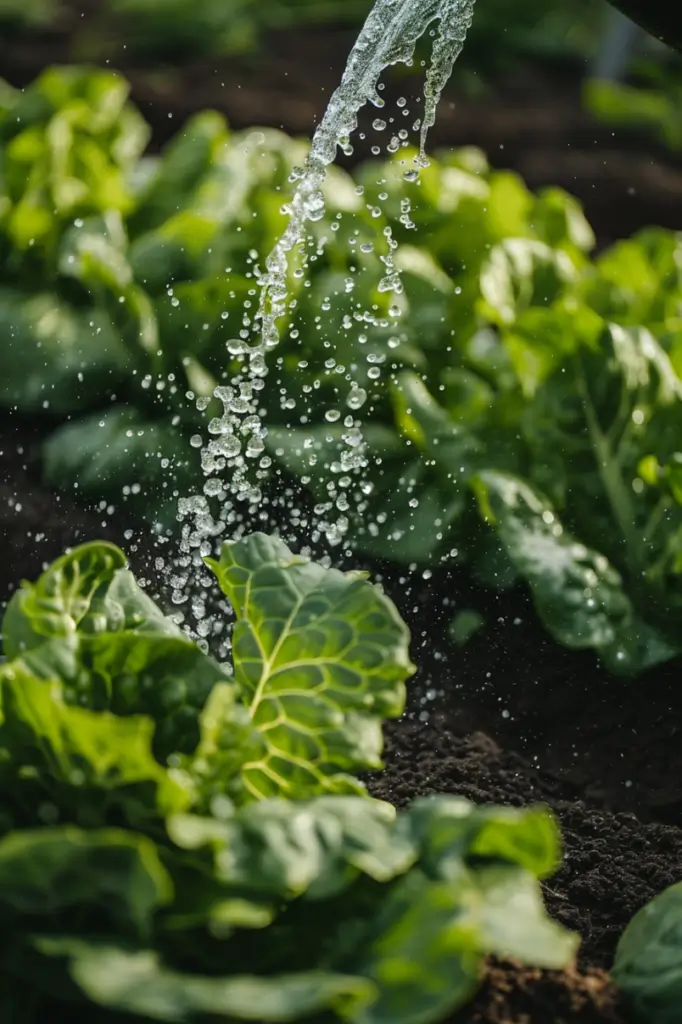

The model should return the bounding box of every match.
[576,359,642,574]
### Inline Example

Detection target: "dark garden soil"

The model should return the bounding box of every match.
[3,407,682,1023]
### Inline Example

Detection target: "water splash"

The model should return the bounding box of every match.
[173,0,475,638]
[256,0,475,357]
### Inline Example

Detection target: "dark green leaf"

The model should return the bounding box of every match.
[471,471,635,658]
[613,881,682,1024]
[42,408,197,529]
[0,826,172,934]
[0,290,128,414]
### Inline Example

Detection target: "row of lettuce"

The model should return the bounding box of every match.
[0,536,675,1021]
[3,66,682,676]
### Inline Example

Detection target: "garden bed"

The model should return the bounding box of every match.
[3,406,682,1023]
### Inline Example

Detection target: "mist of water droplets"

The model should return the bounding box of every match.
[170,0,476,642]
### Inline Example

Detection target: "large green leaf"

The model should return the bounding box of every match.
[0,666,190,816]
[42,408,197,529]
[348,869,482,1024]
[613,882,682,1024]
[266,422,464,564]
[169,796,414,901]
[349,864,576,1024]
[0,826,172,935]
[479,237,579,325]
[405,796,561,881]
[391,372,482,469]
[165,795,576,1024]
[466,864,578,965]
[37,941,376,1022]
[471,470,637,664]
[129,110,232,235]
[18,631,230,760]
[206,533,414,800]
[3,542,126,658]
[3,541,178,660]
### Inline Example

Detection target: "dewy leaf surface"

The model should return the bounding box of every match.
[471,470,634,658]
[207,533,413,800]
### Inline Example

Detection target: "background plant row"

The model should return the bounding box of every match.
[3,66,682,674]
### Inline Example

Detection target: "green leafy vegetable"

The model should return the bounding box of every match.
[0,538,576,1022]
[471,470,635,665]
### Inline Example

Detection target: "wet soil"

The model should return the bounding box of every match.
[3,409,682,1022]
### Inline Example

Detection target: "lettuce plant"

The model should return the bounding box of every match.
[0,536,577,1021]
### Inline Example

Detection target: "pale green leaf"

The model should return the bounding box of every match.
[479,237,579,325]
[37,942,376,1022]
[206,534,413,801]
[3,541,179,660]
[3,542,127,658]
[0,666,191,815]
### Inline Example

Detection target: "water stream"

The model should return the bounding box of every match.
[171,0,475,638]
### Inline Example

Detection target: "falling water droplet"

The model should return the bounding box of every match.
[347,387,368,410]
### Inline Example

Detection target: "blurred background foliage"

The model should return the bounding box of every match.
[1,0,681,154]
[0,0,667,72]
